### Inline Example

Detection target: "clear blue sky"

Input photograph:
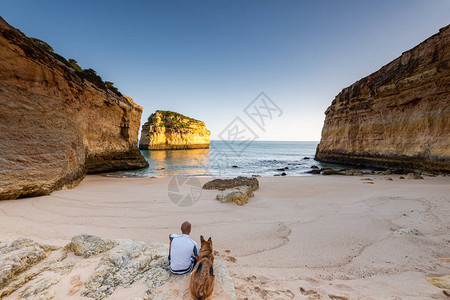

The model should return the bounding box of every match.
[1,0,449,140]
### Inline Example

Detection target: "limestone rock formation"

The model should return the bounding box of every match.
[69,234,118,258]
[426,275,450,289]
[139,110,210,150]
[216,186,255,206]
[0,235,236,299]
[0,17,148,200]
[202,176,259,191]
[316,25,450,174]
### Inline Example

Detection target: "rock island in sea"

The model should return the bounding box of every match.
[139,110,211,150]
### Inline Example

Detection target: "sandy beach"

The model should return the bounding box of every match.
[0,175,449,299]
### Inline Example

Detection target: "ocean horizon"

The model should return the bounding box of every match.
[114,140,354,177]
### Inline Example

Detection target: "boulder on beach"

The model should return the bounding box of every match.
[0,235,235,299]
[307,169,321,174]
[322,168,339,175]
[217,186,255,206]
[203,176,259,191]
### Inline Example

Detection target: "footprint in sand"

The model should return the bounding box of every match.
[254,286,269,297]
[300,287,321,300]
[68,281,83,296]
[286,289,294,297]
[329,295,348,300]
[226,256,237,263]
[70,274,81,285]
[68,275,83,296]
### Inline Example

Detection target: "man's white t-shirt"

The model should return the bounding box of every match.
[169,234,199,273]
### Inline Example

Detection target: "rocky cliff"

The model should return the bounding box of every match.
[316,25,450,173]
[139,110,211,150]
[0,17,148,200]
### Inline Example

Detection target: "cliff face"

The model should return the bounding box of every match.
[316,25,450,173]
[0,17,148,200]
[139,110,210,150]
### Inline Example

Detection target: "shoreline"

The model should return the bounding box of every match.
[1,175,449,299]
[100,171,450,179]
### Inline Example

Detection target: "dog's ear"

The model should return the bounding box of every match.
[208,237,212,242]
[200,235,205,243]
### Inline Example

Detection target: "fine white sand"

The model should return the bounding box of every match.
[0,175,449,299]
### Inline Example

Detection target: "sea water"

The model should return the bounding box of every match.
[115,141,347,177]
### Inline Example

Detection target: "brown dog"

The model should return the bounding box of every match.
[190,235,215,300]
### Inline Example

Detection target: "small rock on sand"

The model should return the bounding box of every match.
[407,173,424,180]
[394,228,423,236]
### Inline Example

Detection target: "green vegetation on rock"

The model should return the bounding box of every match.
[29,37,123,96]
[146,110,203,129]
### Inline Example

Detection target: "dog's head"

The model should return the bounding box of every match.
[200,235,213,253]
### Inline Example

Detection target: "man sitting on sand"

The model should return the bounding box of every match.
[169,221,199,275]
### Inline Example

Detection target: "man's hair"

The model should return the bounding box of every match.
[181,221,191,234]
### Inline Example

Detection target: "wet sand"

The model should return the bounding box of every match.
[0,175,449,299]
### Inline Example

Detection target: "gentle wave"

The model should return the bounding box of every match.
[114,141,352,177]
